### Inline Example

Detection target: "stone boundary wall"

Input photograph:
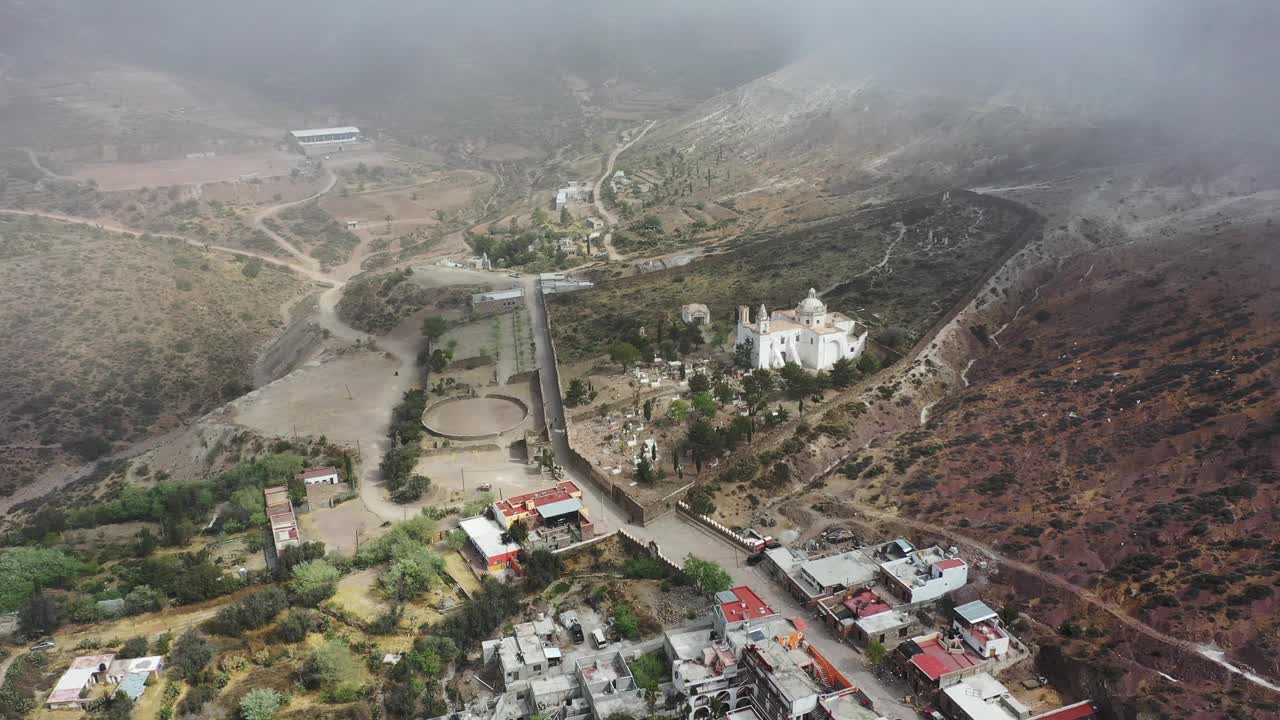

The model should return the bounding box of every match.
[677,501,763,553]
[617,528,684,575]
[421,393,530,441]
[540,284,688,526]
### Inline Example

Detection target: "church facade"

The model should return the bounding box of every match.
[734,289,869,371]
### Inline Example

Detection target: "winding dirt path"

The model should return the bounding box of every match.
[250,167,337,270]
[593,121,656,259]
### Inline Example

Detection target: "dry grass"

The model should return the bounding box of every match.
[0,213,308,496]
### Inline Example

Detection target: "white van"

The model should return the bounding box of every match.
[590,628,608,649]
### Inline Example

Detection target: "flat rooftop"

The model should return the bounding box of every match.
[908,635,984,680]
[495,481,581,517]
[797,550,880,594]
[474,288,525,302]
[460,516,521,559]
[290,126,359,138]
[717,586,777,624]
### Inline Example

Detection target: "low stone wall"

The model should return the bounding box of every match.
[677,501,762,553]
[617,527,684,575]
[421,393,530,441]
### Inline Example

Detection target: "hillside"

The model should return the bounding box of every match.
[803,221,1280,715]
[0,213,308,502]
[615,58,1160,227]
[549,190,1036,361]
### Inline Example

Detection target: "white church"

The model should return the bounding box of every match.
[735,289,869,371]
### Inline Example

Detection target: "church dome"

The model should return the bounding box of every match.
[797,288,825,315]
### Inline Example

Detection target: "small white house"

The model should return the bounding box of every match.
[295,466,340,485]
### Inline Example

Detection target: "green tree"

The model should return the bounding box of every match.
[687,373,711,394]
[103,690,133,720]
[830,357,858,388]
[560,207,572,226]
[532,207,548,225]
[683,555,731,595]
[635,456,659,484]
[691,391,718,418]
[119,636,149,658]
[508,520,529,544]
[856,352,881,375]
[741,369,774,415]
[421,316,448,355]
[733,339,754,370]
[301,639,355,690]
[522,549,563,589]
[684,419,720,473]
[385,544,445,602]
[18,591,65,637]
[239,688,284,720]
[0,547,84,613]
[642,399,653,422]
[170,630,214,678]
[446,529,468,552]
[865,639,887,666]
[564,378,591,407]
[289,560,340,607]
[667,399,691,422]
[686,487,716,516]
[612,606,640,640]
[780,362,817,414]
[609,342,642,370]
[713,381,735,404]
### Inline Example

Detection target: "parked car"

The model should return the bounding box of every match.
[746,553,766,566]
[921,707,947,720]
[29,640,55,652]
[570,623,585,644]
[508,272,521,278]
[590,628,608,649]
[476,483,493,492]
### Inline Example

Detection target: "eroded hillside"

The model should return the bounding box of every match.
[0,214,309,502]
[829,222,1279,714]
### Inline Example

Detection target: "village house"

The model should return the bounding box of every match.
[265,485,299,553]
[735,289,868,371]
[295,466,340,485]
[939,672,1101,720]
[47,655,115,710]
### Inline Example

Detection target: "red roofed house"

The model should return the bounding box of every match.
[713,586,780,633]
[953,600,1011,658]
[295,466,340,485]
[492,481,583,529]
[895,632,989,694]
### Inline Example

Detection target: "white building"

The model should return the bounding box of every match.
[681,303,711,326]
[878,548,967,604]
[295,466,340,485]
[288,126,360,148]
[953,601,1011,659]
[734,289,868,371]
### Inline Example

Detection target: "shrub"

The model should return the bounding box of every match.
[170,631,214,678]
[120,636,150,659]
[288,560,340,607]
[239,688,284,720]
[274,610,318,643]
[208,588,287,635]
[301,640,355,690]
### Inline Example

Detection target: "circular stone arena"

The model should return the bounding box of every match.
[421,395,529,440]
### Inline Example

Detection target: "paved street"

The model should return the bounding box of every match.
[523,285,915,719]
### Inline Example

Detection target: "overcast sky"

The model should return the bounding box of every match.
[7,0,1278,141]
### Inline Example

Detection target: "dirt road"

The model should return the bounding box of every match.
[251,166,338,269]
[593,121,656,259]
